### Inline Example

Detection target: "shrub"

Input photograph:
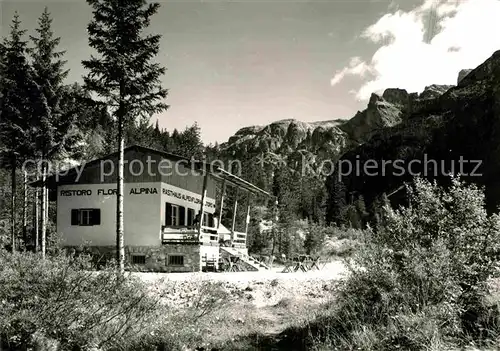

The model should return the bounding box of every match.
[314,177,500,349]
[0,250,166,350]
[317,226,365,258]
[304,223,330,255]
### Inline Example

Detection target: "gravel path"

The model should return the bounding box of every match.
[132,261,348,283]
[133,260,348,308]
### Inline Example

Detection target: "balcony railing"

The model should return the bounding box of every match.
[199,225,219,243]
[161,225,219,244]
[232,231,247,247]
[161,225,247,247]
[161,226,198,243]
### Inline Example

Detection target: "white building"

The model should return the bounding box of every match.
[34,145,272,272]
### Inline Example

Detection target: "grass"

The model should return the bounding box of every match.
[136,272,341,350]
[203,297,332,350]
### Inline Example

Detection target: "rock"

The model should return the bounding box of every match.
[418,84,453,99]
[369,92,382,105]
[220,117,350,170]
[457,68,473,85]
[457,50,500,87]
[339,92,404,142]
[382,88,409,106]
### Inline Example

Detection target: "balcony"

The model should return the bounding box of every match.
[161,224,246,247]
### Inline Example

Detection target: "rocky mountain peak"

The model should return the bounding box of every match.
[368,93,382,105]
[419,85,454,99]
[221,50,500,185]
[458,49,500,87]
[457,69,473,85]
[382,88,409,106]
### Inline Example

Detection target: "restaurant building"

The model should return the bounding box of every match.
[35,145,272,272]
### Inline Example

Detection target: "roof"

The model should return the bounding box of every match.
[30,144,273,198]
[217,223,232,235]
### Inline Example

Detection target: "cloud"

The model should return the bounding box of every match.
[331,0,500,101]
[330,57,372,86]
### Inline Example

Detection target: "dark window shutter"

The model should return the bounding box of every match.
[187,208,194,226]
[179,207,186,226]
[165,203,172,226]
[208,213,214,227]
[71,209,79,225]
[93,209,101,225]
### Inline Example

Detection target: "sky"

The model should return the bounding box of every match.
[1,0,500,144]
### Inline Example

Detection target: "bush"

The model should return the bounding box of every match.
[304,223,330,255]
[316,226,365,258]
[0,250,166,350]
[313,177,500,349]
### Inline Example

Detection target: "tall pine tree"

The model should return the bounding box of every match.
[83,0,168,272]
[0,14,44,251]
[177,122,203,159]
[326,174,347,225]
[30,7,74,257]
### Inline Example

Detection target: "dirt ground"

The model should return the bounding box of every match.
[132,260,348,308]
[130,260,348,349]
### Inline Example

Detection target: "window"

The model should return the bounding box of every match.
[80,209,92,226]
[171,205,179,225]
[166,203,185,226]
[71,209,101,226]
[131,255,146,265]
[168,255,184,266]
[202,213,215,227]
[187,208,195,226]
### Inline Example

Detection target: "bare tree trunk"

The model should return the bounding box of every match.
[271,228,275,257]
[45,180,49,247]
[270,198,278,257]
[22,169,27,250]
[41,163,47,259]
[116,116,125,273]
[34,181,39,252]
[11,156,16,252]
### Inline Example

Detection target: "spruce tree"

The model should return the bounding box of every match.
[326,175,347,225]
[155,119,161,135]
[83,0,168,272]
[0,14,43,251]
[354,195,368,228]
[66,82,113,158]
[30,7,74,258]
[177,122,203,159]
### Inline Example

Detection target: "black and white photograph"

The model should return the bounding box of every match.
[1,0,500,350]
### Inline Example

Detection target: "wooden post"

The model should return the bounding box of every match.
[198,168,209,241]
[244,193,252,234]
[244,194,252,248]
[231,187,239,245]
[217,179,226,230]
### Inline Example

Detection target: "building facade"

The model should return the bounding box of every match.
[37,145,271,272]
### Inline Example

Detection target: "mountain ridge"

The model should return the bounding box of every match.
[221,80,458,164]
[326,49,500,217]
[218,50,500,220]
